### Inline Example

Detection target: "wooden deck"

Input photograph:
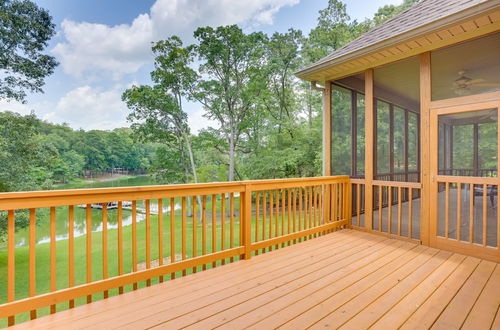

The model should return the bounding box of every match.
[14,229,500,330]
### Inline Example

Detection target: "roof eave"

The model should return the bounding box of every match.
[295,0,499,82]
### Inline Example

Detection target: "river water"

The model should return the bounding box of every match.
[4,175,182,248]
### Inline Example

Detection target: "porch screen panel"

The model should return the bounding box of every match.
[331,85,352,175]
[394,107,405,174]
[407,112,418,179]
[331,84,365,177]
[356,94,365,176]
[439,109,497,177]
[376,100,390,177]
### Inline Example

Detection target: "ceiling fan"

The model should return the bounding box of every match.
[453,70,500,95]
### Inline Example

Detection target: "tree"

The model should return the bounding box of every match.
[123,85,193,184]
[149,36,200,184]
[0,0,58,102]
[191,25,267,181]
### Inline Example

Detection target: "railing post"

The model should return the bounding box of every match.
[243,184,252,260]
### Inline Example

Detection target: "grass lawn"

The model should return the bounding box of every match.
[0,204,301,327]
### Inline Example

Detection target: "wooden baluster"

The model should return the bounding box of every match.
[118,202,124,293]
[212,194,217,267]
[221,193,225,265]
[68,206,75,308]
[445,183,449,238]
[202,196,207,270]
[333,183,338,222]
[287,188,291,244]
[239,192,244,260]
[50,207,56,313]
[388,187,393,234]
[7,210,15,326]
[157,199,163,283]
[262,191,267,253]
[182,197,187,276]
[378,185,383,231]
[170,198,176,279]
[356,184,361,227]
[86,204,92,302]
[292,188,297,242]
[145,200,151,286]
[230,193,235,262]
[29,208,36,319]
[469,184,474,243]
[281,188,285,245]
[483,184,487,247]
[275,189,280,249]
[457,183,462,241]
[299,187,303,242]
[312,186,317,237]
[102,203,109,297]
[132,201,138,289]
[192,196,197,272]
[255,191,260,255]
[398,187,402,236]
[408,188,413,239]
[269,190,274,250]
[307,187,313,239]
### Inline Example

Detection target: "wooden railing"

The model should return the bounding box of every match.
[350,178,421,241]
[0,176,349,326]
[438,168,497,177]
[434,175,499,261]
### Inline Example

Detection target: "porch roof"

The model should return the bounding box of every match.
[296,0,500,82]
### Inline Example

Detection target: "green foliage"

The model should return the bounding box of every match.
[0,0,58,102]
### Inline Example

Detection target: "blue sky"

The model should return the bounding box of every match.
[2,0,402,131]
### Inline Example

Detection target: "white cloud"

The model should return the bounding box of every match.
[54,85,129,130]
[0,99,37,116]
[53,0,299,79]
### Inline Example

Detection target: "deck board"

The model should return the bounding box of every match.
[13,230,500,330]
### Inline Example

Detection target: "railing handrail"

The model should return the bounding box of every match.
[0,176,349,211]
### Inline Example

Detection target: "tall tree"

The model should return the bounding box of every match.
[191,25,266,181]
[0,0,58,102]
[123,85,192,183]
[149,36,199,184]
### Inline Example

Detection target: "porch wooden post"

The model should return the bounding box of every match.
[364,69,374,230]
[323,82,332,223]
[420,52,431,246]
[323,82,332,176]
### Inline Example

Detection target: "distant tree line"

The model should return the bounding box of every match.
[0,111,158,191]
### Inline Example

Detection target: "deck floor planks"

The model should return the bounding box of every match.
[220,240,419,330]
[25,229,362,329]
[124,234,392,329]
[349,253,467,330]
[373,256,480,330]
[399,255,481,329]
[431,259,497,329]
[184,240,409,329]
[12,229,500,330]
[305,249,450,329]
[462,264,500,329]
[246,245,430,329]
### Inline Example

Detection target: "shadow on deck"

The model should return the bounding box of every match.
[14,229,500,330]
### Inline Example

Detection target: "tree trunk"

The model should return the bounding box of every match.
[182,131,203,220]
[228,131,236,182]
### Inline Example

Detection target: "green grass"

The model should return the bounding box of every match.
[0,212,246,327]
[0,210,304,327]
